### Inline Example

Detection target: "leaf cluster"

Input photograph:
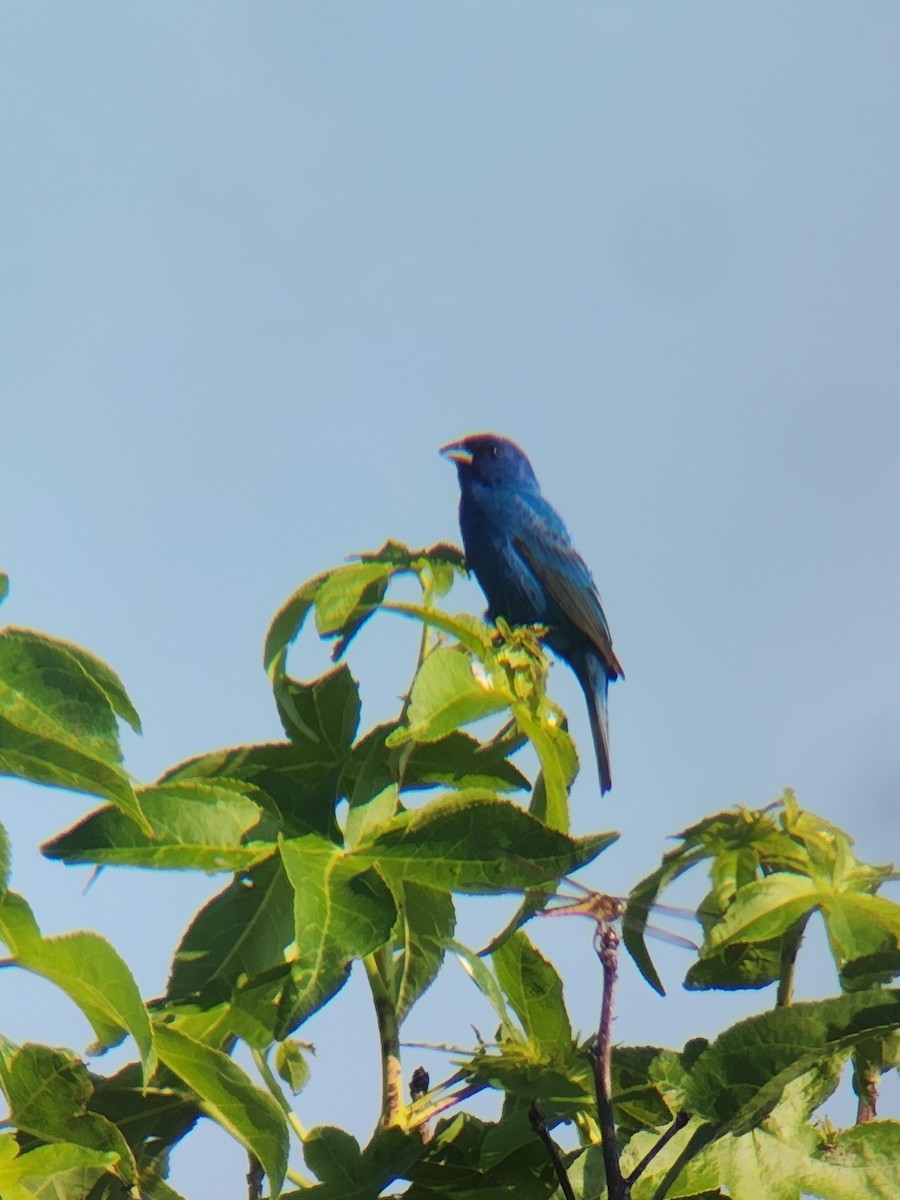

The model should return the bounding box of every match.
[0,553,897,1199]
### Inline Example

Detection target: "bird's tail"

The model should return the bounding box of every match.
[575,652,613,795]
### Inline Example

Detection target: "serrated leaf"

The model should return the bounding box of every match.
[684,988,900,1135]
[163,741,342,841]
[391,646,510,745]
[42,779,271,872]
[277,836,397,1036]
[0,1133,120,1200]
[313,563,395,638]
[167,856,294,1003]
[388,879,455,1023]
[153,1022,288,1198]
[0,628,149,833]
[302,1125,426,1199]
[274,664,360,764]
[0,892,153,1071]
[47,639,141,734]
[0,1045,135,1186]
[492,932,572,1054]
[352,790,616,894]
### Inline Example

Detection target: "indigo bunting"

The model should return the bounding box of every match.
[442,433,623,793]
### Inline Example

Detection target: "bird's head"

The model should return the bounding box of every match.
[440,433,539,490]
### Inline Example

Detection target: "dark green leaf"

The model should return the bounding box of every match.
[274,665,360,765]
[301,1125,426,1199]
[352,790,616,894]
[167,857,294,1004]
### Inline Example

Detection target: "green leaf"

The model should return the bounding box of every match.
[42,779,272,872]
[167,856,294,1004]
[352,790,616,894]
[0,575,8,607]
[446,939,518,1040]
[704,873,822,949]
[274,1040,311,1096]
[313,563,396,638]
[403,1110,563,1198]
[400,730,529,794]
[492,932,573,1054]
[274,664,360,765]
[0,1133,120,1200]
[0,628,149,833]
[302,1125,426,1199]
[684,988,900,1135]
[163,741,343,841]
[154,1022,288,1198]
[390,646,510,745]
[0,1045,135,1186]
[388,879,456,1023]
[48,639,142,734]
[277,836,397,1036]
[88,1060,199,1174]
[0,892,154,1071]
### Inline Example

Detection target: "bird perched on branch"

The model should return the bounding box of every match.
[442,433,623,793]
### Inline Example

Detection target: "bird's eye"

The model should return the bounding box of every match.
[489,444,499,457]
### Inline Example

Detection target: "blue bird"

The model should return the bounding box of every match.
[442,433,623,794]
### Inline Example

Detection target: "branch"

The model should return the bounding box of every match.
[529,1101,576,1200]
[364,948,403,1127]
[625,1111,690,1186]
[589,922,628,1199]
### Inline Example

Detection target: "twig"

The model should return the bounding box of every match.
[529,1101,576,1200]
[407,1080,487,1128]
[625,1110,690,1185]
[590,922,627,1199]
[246,1154,263,1200]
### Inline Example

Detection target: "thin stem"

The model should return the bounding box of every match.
[247,1154,263,1200]
[529,1101,576,1200]
[625,1111,690,1186]
[590,924,627,1199]
[364,948,404,1127]
[251,1048,308,1144]
[776,913,810,1007]
[407,1081,487,1128]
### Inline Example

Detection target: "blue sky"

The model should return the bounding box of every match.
[2,5,899,1196]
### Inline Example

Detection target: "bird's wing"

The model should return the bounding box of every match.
[511,494,624,681]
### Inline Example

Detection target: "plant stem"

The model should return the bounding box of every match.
[590,923,628,1200]
[365,948,404,1127]
[626,1111,690,1186]
[776,913,810,1007]
[251,1048,308,1143]
[529,1101,576,1200]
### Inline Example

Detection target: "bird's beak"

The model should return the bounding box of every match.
[440,440,473,466]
